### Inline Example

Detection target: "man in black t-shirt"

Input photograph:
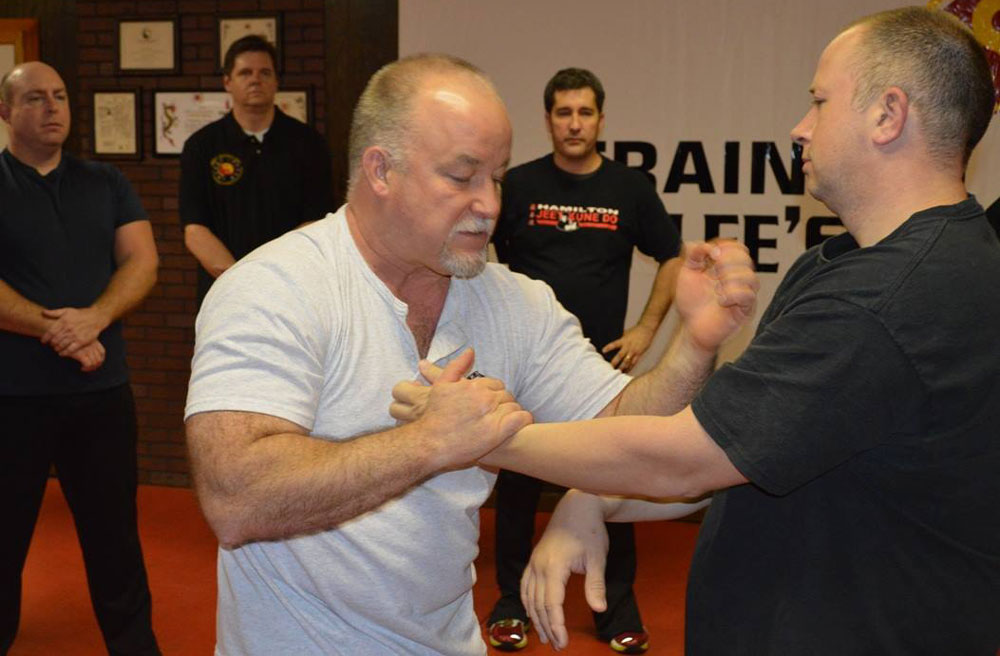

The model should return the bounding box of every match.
[180,35,333,304]
[488,68,682,654]
[0,62,160,655]
[490,8,1000,656]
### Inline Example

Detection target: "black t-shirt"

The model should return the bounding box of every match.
[689,198,1000,654]
[493,154,680,352]
[0,149,146,395]
[987,196,999,237]
[179,109,334,301]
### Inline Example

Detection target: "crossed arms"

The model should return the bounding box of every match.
[0,220,158,371]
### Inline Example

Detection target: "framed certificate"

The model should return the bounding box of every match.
[217,14,281,72]
[92,89,142,159]
[275,88,310,125]
[116,18,179,74]
[153,91,231,157]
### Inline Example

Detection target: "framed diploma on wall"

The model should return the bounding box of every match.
[116,18,179,74]
[153,91,231,157]
[275,89,310,125]
[217,14,281,72]
[92,89,142,159]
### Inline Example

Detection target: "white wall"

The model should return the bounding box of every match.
[400,0,1000,369]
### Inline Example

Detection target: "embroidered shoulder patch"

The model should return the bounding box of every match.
[210,153,243,185]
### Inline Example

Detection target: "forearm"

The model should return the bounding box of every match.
[92,254,158,326]
[190,417,448,547]
[598,491,710,523]
[184,224,236,278]
[484,409,718,499]
[0,279,53,338]
[634,257,679,332]
[612,325,715,416]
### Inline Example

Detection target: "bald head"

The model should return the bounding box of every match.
[0,62,64,104]
[0,61,71,161]
[347,54,507,194]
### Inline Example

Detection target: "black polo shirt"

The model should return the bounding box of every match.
[179,108,334,302]
[0,149,146,395]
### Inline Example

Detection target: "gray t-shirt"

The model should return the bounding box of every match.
[186,206,629,655]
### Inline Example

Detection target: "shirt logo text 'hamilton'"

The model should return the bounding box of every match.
[528,203,620,233]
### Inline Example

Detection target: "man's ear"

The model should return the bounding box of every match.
[871,86,908,146]
[361,146,392,195]
[0,102,10,123]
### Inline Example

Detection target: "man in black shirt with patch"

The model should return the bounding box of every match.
[488,68,682,654]
[0,62,160,655]
[491,8,1000,655]
[180,35,333,304]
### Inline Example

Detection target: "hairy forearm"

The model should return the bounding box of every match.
[0,279,52,338]
[189,415,449,547]
[184,224,236,278]
[613,326,715,417]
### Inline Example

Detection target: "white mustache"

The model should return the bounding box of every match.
[451,217,494,235]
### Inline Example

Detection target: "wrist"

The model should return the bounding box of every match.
[676,324,720,361]
[90,303,114,331]
[634,318,659,333]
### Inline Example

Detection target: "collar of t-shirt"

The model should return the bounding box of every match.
[244,126,270,143]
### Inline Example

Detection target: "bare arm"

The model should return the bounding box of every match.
[601,256,680,372]
[186,350,533,547]
[42,220,158,355]
[183,223,236,279]
[485,406,746,499]
[0,278,53,338]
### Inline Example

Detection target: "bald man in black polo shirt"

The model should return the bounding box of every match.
[0,62,160,655]
[180,35,334,304]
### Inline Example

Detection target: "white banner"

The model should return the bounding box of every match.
[401,0,1000,366]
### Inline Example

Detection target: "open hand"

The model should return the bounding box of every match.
[521,490,610,650]
[674,241,758,352]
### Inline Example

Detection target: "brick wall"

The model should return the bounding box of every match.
[74,0,328,486]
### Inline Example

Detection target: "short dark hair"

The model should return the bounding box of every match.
[223,35,278,77]
[848,7,994,166]
[543,67,605,113]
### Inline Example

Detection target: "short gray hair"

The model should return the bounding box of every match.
[346,53,493,193]
[847,7,994,166]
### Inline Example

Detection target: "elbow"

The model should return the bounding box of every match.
[195,487,254,548]
[189,461,257,547]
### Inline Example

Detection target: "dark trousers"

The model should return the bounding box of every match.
[0,385,160,656]
[488,468,642,639]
